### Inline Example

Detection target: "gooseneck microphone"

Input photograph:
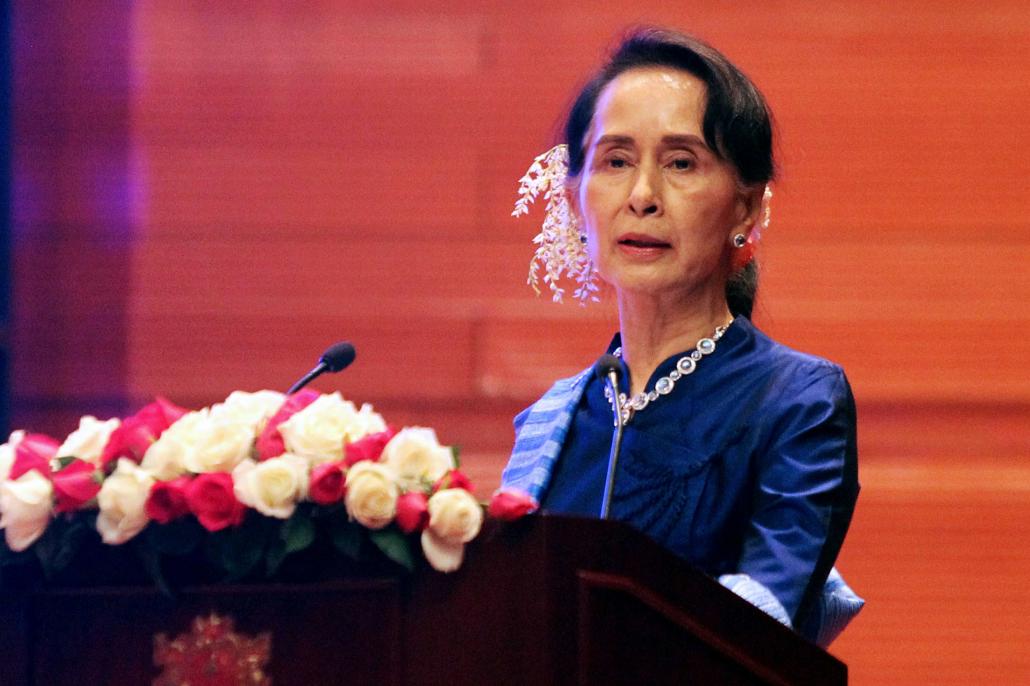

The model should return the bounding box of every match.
[596,353,626,519]
[286,341,357,395]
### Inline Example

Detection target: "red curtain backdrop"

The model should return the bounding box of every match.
[11,2,1030,683]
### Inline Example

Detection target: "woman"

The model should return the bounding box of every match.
[503,28,862,647]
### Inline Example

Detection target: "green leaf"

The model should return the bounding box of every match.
[329,514,363,560]
[264,538,287,578]
[33,517,92,579]
[369,528,415,572]
[450,445,462,468]
[282,512,315,555]
[136,542,172,597]
[205,516,267,581]
[147,518,204,556]
[54,456,77,471]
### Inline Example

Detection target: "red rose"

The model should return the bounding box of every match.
[343,428,397,467]
[308,461,346,505]
[9,433,59,480]
[433,469,474,494]
[100,397,188,469]
[136,396,187,434]
[51,459,101,512]
[488,488,538,521]
[254,389,320,460]
[395,491,429,533]
[146,476,192,524]
[186,473,246,532]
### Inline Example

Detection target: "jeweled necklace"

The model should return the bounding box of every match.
[604,321,731,425]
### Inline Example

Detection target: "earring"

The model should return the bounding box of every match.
[732,233,747,248]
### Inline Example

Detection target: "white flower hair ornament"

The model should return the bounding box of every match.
[512,144,599,304]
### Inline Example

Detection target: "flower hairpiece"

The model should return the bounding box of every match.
[512,144,599,304]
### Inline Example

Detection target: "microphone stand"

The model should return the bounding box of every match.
[599,359,626,520]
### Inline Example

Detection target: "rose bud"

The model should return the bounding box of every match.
[395,491,430,534]
[255,389,320,461]
[432,469,474,494]
[343,427,397,468]
[488,488,539,521]
[9,432,60,480]
[186,472,246,532]
[100,398,188,469]
[308,461,346,505]
[145,476,192,524]
[51,459,101,513]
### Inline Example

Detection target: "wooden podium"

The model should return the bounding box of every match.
[0,515,846,685]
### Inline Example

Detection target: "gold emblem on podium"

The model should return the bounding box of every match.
[154,613,272,686]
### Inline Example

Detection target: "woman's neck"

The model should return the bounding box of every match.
[616,288,732,398]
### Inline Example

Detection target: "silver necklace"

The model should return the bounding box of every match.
[604,322,731,425]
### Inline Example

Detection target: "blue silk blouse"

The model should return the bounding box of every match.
[536,315,859,627]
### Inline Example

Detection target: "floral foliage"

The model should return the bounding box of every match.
[513,144,599,304]
[0,391,490,590]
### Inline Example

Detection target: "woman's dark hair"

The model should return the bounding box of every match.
[564,27,775,318]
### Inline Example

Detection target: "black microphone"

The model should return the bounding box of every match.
[286,341,357,395]
[595,354,626,519]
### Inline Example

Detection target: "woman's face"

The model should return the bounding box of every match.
[575,67,757,301]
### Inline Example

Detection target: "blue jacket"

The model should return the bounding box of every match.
[501,318,864,647]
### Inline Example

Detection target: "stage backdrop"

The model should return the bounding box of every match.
[11,2,1030,684]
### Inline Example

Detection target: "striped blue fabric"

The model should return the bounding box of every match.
[501,369,591,502]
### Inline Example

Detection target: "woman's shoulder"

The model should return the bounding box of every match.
[739,317,848,389]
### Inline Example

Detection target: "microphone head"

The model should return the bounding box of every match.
[319,341,356,372]
[594,353,622,383]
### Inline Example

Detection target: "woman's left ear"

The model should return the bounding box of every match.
[733,185,765,234]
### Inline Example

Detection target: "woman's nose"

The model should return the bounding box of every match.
[627,167,661,217]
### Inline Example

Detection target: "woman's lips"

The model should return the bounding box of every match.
[616,234,671,258]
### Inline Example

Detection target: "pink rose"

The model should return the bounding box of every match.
[51,459,101,513]
[395,491,429,533]
[433,469,474,494]
[146,476,192,524]
[343,428,397,467]
[488,488,538,521]
[9,433,59,480]
[101,397,187,469]
[254,389,320,460]
[308,461,346,505]
[186,472,245,532]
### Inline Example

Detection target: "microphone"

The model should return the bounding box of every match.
[286,341,356,395]
[595,354,626,520]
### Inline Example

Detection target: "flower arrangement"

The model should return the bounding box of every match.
[0,389,539,590]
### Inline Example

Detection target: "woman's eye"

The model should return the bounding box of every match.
[608,157,629,169]
[670,158,693,171]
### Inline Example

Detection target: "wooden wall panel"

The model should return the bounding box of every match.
[11,2,1030,684]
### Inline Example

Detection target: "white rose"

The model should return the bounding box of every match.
[180,412,256,474]
[426,488,483,544]
[0,430,26,481]
[232,454,308,519]
[142,410,208,480]
[55,416,121,466]
[96,459,155,545]
[420,529,466,573]
[381,428,455,490]
[279,393,386,463]
[210,390,285,429]
[0,469,53,551]
[344,461,398,530]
